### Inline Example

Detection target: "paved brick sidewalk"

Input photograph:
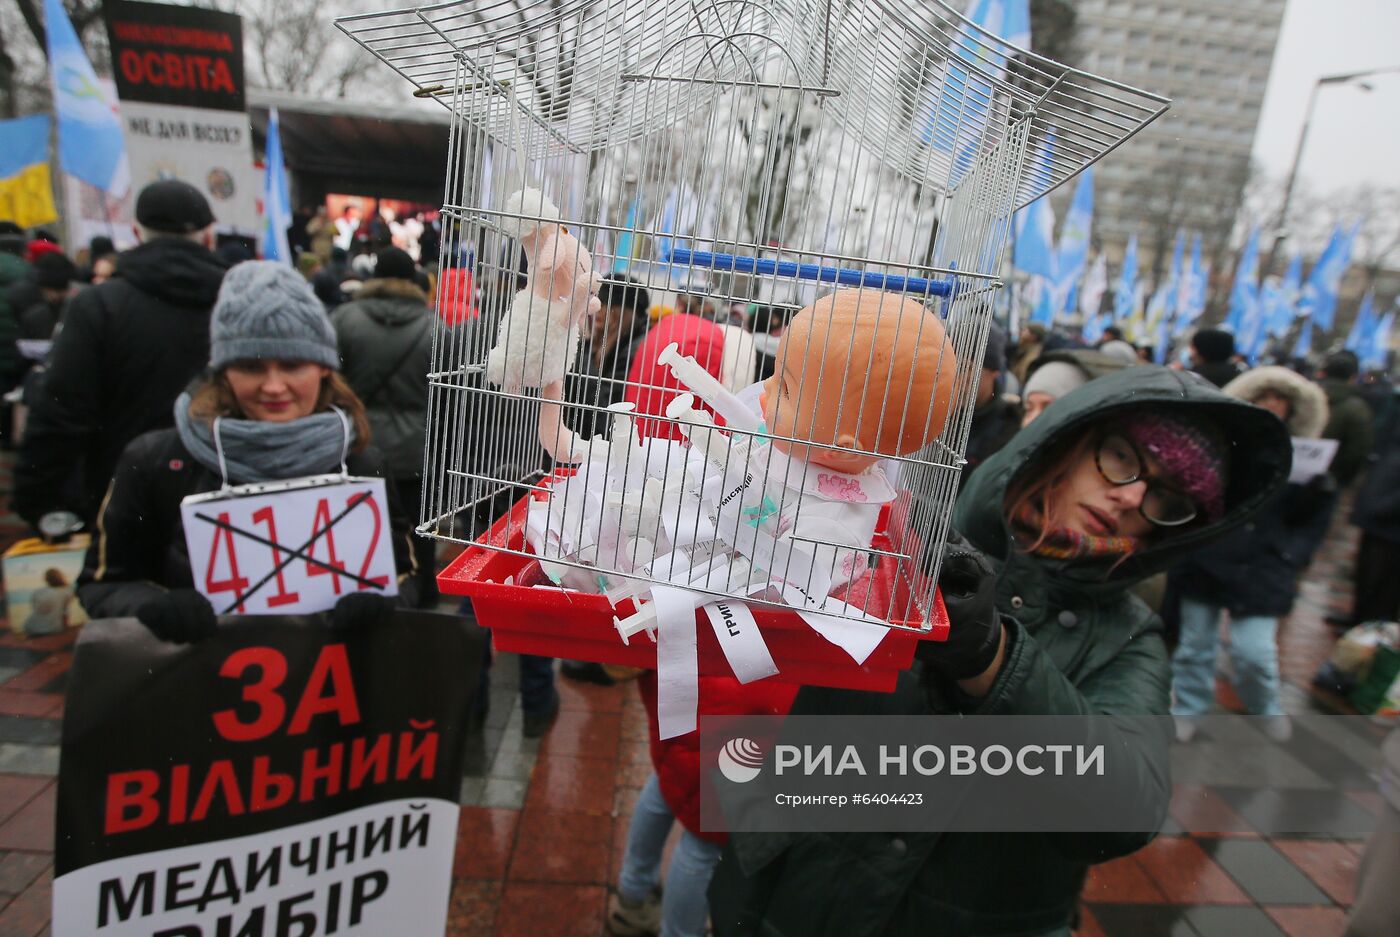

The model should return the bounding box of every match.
[0,460,1387,936]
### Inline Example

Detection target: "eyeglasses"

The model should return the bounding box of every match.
[1094,434,1199,528]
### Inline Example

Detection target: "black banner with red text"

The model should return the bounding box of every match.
[105,0,245,112]
[53,612,484,936]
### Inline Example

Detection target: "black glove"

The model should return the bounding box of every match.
[330,591,395,634]
[135,589,219,644]
[916,532,1003,680]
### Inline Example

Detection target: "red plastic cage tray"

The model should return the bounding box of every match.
[439,490,948,693]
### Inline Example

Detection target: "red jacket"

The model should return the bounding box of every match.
[624,312,795,842]
[638,672,796,844]
[623,312,727,440]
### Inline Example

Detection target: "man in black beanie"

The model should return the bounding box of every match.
[1189,328,1241,388]
[18,252,79,341]
[15,179,229,532]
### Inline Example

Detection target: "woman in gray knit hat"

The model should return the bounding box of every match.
[75,261,418,642]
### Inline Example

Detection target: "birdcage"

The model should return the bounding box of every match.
[336,0,1167,703]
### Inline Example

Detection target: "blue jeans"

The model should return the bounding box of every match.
[1172,596,1281,716]
[458,598,557,716]
[618,774,723,937]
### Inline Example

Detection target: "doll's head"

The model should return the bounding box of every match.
[760,289,957,473]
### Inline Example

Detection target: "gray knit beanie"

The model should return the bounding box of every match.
[210,261,339,370]
[1023,360,1089,402]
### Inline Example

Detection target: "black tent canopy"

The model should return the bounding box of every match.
[248,89,451,206]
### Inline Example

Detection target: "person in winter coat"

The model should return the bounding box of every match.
[1188,328,1241,388]
[1318,351,1374,488]
[1169,366,1329,741]
[565,275,651,440]
[962,323,1022,485]
[15,180,228,531]
[1349,403,1400,623]
[1008,322,1046,385]
[1020,347,1129,427]
[604,319,794,937]
[707,367,1291,937]
[0,222,31,401]
[332,247,436,606]
[78,261,417,641]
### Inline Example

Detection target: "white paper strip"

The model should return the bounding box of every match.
[653,584,701,739]
[704,602,780,684]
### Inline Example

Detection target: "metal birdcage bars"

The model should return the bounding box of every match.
[336,0,1168,632]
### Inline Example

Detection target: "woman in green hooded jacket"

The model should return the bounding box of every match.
[708,366,1291,937]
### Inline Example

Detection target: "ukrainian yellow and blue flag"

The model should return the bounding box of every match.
[0,115,58,229]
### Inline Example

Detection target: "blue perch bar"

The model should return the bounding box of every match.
[667,248,955,298]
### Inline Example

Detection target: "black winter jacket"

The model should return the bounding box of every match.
[332,278,434,479]
[710,367,1291,937]
[1353,415,1400,544]
[77,428,418,619]
[962,392,1022,486]
[1320,378,1374,486]
[1173,366,1331,618]
[14,238,227,528]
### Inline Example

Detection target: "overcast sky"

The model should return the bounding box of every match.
[1251,0,1400,195]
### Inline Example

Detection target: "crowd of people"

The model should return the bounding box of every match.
[0,180,1397,937]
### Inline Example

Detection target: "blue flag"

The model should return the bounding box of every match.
[261,108,292,263]
[1298,223,1358,333]
[1027,276,1057,328]
[1265,254,1303,339]
[1055,167,1093,314]
[612,196,642,274]
[1224,228,1260,335]
[1014,196,1057,280]
[1174,234,1207,328]
[1013,131,1057,280]
[1364,309,1394,372]
[1113,235,1138,321]
[45,0,127,194]
[919,0,1031,185]
[1293,316,1313,360]
[1345,290,1376,355]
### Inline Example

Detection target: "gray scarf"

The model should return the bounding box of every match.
[174,391,355,485]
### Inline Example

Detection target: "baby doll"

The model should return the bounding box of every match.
[618,288,958,638]
[485,187,602,463]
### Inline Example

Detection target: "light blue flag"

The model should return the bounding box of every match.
[1113,235,1138,321]
[1027,276,1057,328]
[1345,290,1376,355]
[1159,230,1185,334]
[45,0,127,194]
[919,0,1031,184]
[1364,309,1395,372]
[1298,223,1358,333]
[1224,228,1260,334]
[1174,234,1206,328]
[1013,130,1056,278]
[612,196,642,274]
[1293,316,1313,360]
[1153,314,1171,365]
[1055,167,1093,314]
[1013,196,1057,280]
[261,108,292,263]
[1081,313,1109,345]
[1266,254,1303,339]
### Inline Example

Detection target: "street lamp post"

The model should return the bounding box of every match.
[1263,66,1400,278]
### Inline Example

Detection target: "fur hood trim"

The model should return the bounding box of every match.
[1221,366,1329,438]
[357,277,429,303]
